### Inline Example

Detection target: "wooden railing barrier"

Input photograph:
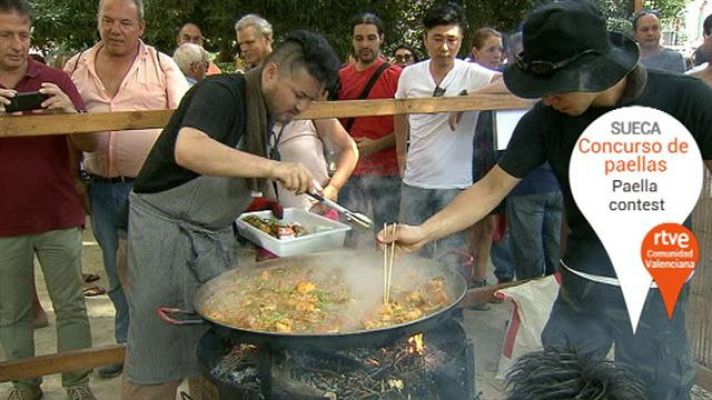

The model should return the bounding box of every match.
[0,94,531,138]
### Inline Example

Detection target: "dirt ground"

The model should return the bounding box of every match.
[1,223,710,400]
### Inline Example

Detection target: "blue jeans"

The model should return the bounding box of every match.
[491,228,514,283]
[399,183,467,270]
[507,191,563,280]
[89,181,132,344]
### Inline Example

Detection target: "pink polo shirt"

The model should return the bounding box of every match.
[65,41,188,178]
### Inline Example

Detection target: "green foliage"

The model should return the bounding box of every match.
[594,0,692,34]
[31,0,98,54]
[24,0,695,62]
[459,0,535,56]
[594,0,634,33]
[643,0,691,19]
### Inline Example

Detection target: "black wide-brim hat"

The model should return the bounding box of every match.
[503,0,639,99]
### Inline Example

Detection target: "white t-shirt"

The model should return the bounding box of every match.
[396,59,496,189]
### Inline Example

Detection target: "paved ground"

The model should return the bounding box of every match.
[1,225,710,400]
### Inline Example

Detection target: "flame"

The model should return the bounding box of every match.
[407,333,425,354]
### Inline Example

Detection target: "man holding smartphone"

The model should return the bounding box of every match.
[0,0,98,399]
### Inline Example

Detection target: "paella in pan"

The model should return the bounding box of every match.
[194,251,465,336]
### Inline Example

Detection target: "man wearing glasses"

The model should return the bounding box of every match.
[381,2,712,399]
[393,2,497,262]
[392,44,418,68]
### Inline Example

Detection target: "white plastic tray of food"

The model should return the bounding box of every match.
[235,208,352,257]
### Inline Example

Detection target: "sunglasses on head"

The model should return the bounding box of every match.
[515,49,599,76]
[633,9,662,28]
[633,9,661,20]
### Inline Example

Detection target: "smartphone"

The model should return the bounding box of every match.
[5,91,49,113]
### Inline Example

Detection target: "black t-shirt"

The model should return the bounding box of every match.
[134,74,247,194]
[498,68,712,276]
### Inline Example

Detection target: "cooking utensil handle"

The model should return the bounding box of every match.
[308,192,349,214]
[308,192,373,229]
[156,307,205,326]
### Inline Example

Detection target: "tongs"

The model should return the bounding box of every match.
[308,192,373,230]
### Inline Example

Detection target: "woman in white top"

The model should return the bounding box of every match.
[469,28,504,70]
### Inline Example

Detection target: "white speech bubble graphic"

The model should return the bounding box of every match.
[569,106,703,332]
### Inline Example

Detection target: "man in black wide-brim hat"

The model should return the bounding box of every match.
[378,1,712,399]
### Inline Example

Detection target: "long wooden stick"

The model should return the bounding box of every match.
[0,95,532,138]
[0,344,125,382]
[458,279,534,308]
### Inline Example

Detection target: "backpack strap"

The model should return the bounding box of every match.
[343,62,390,133]
[68,49,87,76]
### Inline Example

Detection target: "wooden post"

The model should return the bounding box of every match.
[459,279,535,308]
